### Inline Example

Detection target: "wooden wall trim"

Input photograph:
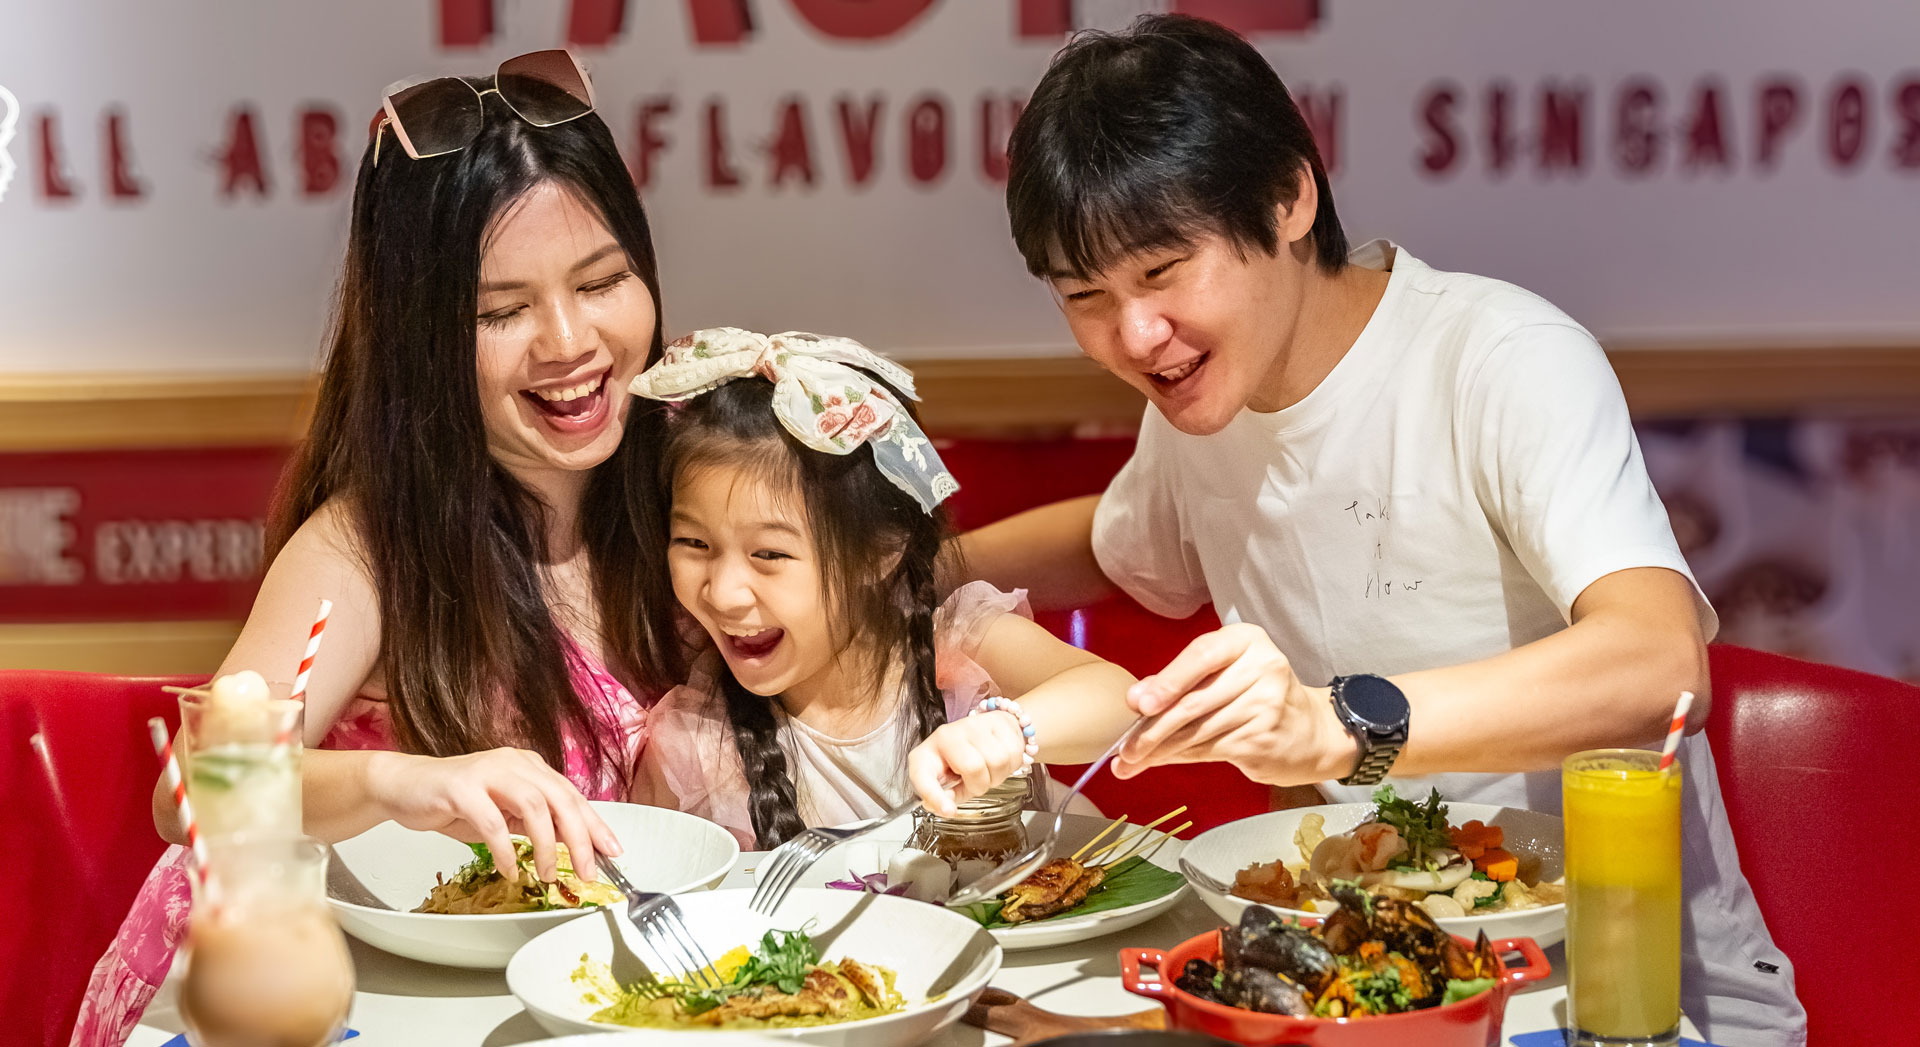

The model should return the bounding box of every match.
[0,373,317,451]
[0,620,240,674]
[2,346,1916,450]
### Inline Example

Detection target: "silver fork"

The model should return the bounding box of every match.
[748,791,927,916]
[598,860,724,989]
[945,717,1148,907]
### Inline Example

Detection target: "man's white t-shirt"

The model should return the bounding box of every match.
[1093,241,1805,1046]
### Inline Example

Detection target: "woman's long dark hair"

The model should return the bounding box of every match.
[268,86,682,784]
[658,376,948,847]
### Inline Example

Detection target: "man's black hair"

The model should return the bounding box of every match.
[1007,13,1347,280]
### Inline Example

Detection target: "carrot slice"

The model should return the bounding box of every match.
[1478,847,1519,882]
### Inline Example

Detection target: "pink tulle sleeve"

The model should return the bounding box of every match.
[632,661,756,851]
[933,580,1032,721]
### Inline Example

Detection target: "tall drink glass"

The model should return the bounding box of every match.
[180,835,355,1047]
[1562,748,1683,1047]
[179,683,303,837]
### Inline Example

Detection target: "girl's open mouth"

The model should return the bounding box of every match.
[722,628,786,661]
[522,374,610,433]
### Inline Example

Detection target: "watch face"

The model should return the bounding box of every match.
[1343,674,1408,730]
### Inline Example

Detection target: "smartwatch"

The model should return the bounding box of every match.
[1329,673,1410,786]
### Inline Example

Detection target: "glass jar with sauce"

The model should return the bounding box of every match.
[907,770,1036,883]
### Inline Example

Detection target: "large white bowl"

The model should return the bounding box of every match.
[328,801,739,969]
[507,887,1003,1046]
[778,811,1188,951]
[1179,802,1567,948]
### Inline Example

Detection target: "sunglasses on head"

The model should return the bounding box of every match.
[372,49,596,166]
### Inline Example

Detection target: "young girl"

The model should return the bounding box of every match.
[629,328,1139,848]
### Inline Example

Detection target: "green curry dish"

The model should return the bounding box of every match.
[573,928,907,1030]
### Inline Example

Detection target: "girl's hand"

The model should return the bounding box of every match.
[907,712,1029,818]
[363,747,623,884]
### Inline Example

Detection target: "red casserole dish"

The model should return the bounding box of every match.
[1120,929,1550,1047]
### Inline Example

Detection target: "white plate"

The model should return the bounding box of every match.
[328,801,739,969]
[777,811,1189,951]
[519,1035,790,1047]
[507,887,1002,1047]
[1179,802,1567,948]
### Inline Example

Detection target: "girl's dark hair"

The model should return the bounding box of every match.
[659,376,948,848]
[268,84,682,785]
[1007,13,1348,279]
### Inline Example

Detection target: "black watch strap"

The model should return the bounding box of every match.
[1330,673,1409,786]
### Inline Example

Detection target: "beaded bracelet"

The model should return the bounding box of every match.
[973,695,1040,770]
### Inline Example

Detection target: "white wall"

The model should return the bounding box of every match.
[0,0,1916,373]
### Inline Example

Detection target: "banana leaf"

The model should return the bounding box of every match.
[961,856,1185,929]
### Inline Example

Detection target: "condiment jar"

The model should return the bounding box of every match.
[908,770,1034,882]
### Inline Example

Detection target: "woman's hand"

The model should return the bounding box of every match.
[363,747,622,883]
[1114,622,1355,785]
[906,710,1030,818]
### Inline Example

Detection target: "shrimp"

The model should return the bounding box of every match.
[1352,822,1408,872]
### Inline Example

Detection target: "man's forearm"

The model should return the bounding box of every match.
[1388,569,1709,777]
[949,495,1117,611]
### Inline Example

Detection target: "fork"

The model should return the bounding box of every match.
[944,716,1148,907]
[598,860,724,989]
[748,790,928,916]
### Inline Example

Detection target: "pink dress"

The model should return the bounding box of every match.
[635,582,1029,850]
[69,639,649,1047]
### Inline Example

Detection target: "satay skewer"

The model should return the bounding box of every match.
[1069,814,1129,863]
[1085,805,1188,865]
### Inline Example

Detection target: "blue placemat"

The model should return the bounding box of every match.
[1512,1032,1720,1047]
[161,1032,357,1046]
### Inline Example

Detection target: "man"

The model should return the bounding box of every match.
[962,14,1803,1045]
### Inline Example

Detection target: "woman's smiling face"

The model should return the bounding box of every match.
[473,180,656,481]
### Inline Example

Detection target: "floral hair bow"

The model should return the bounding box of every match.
[629,327,960,512]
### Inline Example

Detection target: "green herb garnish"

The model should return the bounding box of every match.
[1351,965,1414,1014]
[1443,977,1496,1005]
[1371,786,1452,870]
[730,927,820,995]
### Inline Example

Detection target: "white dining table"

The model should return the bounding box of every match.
[131,846,1702,1046]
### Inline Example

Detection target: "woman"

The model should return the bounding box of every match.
[74,53,682,1045]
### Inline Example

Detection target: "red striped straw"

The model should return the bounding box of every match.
[149,717,209,881]
[1657,690,1695,773]
[290,598,332,705]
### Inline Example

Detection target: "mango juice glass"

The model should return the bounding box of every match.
[1562,748,1683,1047]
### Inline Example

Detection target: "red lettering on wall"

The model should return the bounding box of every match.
[298,108,342,196]
[836,96,883,186]
[440,0,493,46]
[1297,88,1341,175]
[634,97,675,189]
[1017,0,1072,37]
[1539,84,1585,174]
[1827,78,1869,169]
[568,0,626,46]
[769,97,815,186]
[36,113,77,201]
[1173,0,1320,34]
[104,109,145,201]
[218,108,270,198]
[1755,78,1802,170]
[906,94,948,185]
[1683,82,1730,172]
[686,0,753,44]
[1417,85,1460,176]
[789,0,936,39]
[1615,79,1660,176]
[704,100,743,188]
[978,94,1023,184]
[1893,77,1920,170]
[1485,82,1516,175]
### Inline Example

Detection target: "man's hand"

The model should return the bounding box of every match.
[1113,622,1356,785]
